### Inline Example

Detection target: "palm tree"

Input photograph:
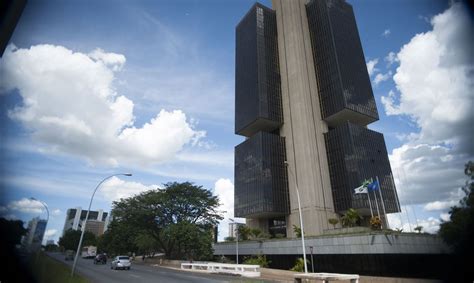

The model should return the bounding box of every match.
[341,208,362,227]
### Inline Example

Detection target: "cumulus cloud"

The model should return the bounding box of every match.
[366,58,379,76]
[384,51,398,66]
[382,29,391,37]
[424,200,458,211]
[382,3,473,210]
[373,71,392,85]
[44,229,57,238]
[51,209,62,216]
[0,44,205,166]
[0,198,46,214]
[99,176,158,202]
[387,206,444,234]
[213,178,244,240]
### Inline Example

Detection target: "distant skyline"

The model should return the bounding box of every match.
[0,0,472,243]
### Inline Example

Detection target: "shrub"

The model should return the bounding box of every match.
[243,254,271,267]
[290,258,307,272]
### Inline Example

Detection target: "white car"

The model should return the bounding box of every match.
[110,256,131,270]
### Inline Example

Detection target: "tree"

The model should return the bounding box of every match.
[237,225,251,241]
[250,228,263,239]
[328,218,339,229]
[414,226,423,233]
[58,229,96,251]
[341,208,362,227]
[290,258,308,272]
[110,182,222,259]
[134,233,158,256]
[0,218,26,249]
[224,236,235,242]
[293,225,303,238]
[243,254,271,267]
[439,161,473,255]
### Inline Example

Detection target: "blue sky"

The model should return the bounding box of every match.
[0,0,472,243]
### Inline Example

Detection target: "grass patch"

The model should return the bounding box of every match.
[31,252,89,283]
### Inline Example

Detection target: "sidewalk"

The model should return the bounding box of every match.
[132,256,441,283]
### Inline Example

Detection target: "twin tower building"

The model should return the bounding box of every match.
[234,0,400,238]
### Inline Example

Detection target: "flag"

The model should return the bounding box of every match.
[354,184,368,194]
[368,179,380,192]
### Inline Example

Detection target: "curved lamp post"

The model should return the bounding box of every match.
[71,173,132,277]
[30,197,49,249]
[285,161,308,274]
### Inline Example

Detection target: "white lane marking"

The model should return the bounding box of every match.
[129,274,141,278]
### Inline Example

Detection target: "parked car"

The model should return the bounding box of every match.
[65,250,74,261]
[110,256,131,270]
[94,253,107,264]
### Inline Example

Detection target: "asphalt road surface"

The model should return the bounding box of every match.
[47,252,270,283]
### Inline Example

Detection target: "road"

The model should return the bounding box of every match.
[47,252,270,283]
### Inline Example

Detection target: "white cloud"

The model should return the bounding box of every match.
[0,198,46,214]
[52,209,62,216]
[384,51,398,66]
[44,229,57,238]
[366,58,379,76]
[383,3,473,214]
[0,44,205,166]
[382,29,391,37]
[99,176,158,202]
[373,71,392,85]
[387,206,444,234]
[424,200,458,211]
[213,178,244,240]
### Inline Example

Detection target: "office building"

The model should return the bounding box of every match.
[234,0,400,237]
[23,217,47,250]
[62,207,108,236]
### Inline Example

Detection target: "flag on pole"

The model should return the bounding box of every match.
[367,179,380,192]
[353,184,368,194]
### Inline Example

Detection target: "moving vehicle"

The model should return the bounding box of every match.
[110,255,131,270]
[94,253,107,264]
[65,250,74,261]
[81,246,97,258]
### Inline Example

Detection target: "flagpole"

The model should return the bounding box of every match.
[367,192,374,218]
[376,176,389,229]
[372,186,382,228]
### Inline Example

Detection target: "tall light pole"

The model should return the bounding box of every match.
[285,161,308,274]
[71,173,132,277]
[229,218,240,264]
[30,197,49,251]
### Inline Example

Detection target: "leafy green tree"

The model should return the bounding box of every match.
[134,232,158,256]
[439,161,473,255]
[110,182,222,259]
[237,225,251,241]
[341,208,362,227]
[58,229,96,251]
[290,258,308,272]
[250,228,263,239]
[224,236,235,242]
[0,218,26,249]
[243,254,271,267]
[293,225,303,238]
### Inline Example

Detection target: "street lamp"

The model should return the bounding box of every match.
[229,218,240,264]
[71,173,132,277]
[285,161,308,274]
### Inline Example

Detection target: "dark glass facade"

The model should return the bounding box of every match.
[306,0,378,127]
[324,122,400,214]
[235,131,289,218]
[235,3,282,137]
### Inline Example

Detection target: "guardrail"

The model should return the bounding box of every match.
[181,262,260,278]
[294,272,359,282]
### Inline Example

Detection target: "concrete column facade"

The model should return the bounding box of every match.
[272,0,338,237]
